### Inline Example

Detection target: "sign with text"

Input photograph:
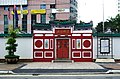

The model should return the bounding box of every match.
[11,10,28,15]
[31,9,46,14]
[55,29,71,35]
[52,9,70,13]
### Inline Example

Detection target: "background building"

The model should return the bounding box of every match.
[0,0,77,34]
[118,0,120,13]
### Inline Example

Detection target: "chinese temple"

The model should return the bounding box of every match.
[33,20,93,62]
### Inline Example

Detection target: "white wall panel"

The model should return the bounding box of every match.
[113,37,120,59]
[0,38,33,59]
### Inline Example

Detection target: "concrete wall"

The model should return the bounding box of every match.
[113,37,120,59]
[93,37,97,59]
[93,37,120,59]
[0,37,33,59]
[0,37,120,60]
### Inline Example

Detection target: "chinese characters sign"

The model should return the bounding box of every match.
[55,29,71,35]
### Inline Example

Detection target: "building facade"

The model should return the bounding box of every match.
[118,0,120,13]
[0,0,77,34]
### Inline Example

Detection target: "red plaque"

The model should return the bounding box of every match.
[55,29,71,35]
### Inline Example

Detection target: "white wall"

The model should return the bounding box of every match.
[0,37,33,59]
[93,37,120,59]
[0,38,7,59]
[113,37,120,59]
[0,37,120,60]
[93,37,97,59]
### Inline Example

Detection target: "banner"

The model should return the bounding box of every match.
[31,9,46,14]
[11,10,28,14]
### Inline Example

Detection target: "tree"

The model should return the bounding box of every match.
[5,28,20,64]
[95,14,120,33]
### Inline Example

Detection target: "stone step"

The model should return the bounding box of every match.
[52,60,74,63]
[95,59,115,63]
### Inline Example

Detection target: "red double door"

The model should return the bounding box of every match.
[56,39,69,59]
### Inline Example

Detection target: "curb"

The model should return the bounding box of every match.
[0,70,14,74]
[12,69,107,74]
[106,70,120,74]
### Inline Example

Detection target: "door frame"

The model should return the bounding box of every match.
[55,38,71,59]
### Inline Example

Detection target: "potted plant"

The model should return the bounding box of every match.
[5,29,20,64]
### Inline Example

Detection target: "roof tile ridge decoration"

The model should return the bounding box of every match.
[93,33,120,37]
[49,20,76,25]
[75,23,93,27]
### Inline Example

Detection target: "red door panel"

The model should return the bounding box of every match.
[57,39,69,59]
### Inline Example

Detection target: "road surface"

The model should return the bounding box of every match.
[0,74,120,79]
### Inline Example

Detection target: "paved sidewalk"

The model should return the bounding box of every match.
[98,63,120,70]
[12,62,107,74]
[21,62,104,69]
[0,62,120,74]
[0,63,24,71]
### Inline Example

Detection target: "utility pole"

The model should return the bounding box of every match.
[102,0,105,33]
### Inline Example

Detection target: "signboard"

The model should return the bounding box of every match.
[31,9,46,14]
[100,38,110,54]
[0,0,27,5]
[11,10,28,14]
[52,9,70,13]
[55,29,71,35]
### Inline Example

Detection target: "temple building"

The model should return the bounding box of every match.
[33,20,93,62]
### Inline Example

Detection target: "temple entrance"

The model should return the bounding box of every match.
[56,39,69,59]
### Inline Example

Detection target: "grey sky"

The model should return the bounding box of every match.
[77,0,118,27]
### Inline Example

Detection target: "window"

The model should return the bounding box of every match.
[4,6,9,11]
[4,15,8,34]
[13,15,18,29]
[70,7,73,12]
[16,6,19,10]
[31,14,36,33]
[72,39,81,49]
[50,4,56,8]
[76,39,81,49]
[31,14,36,25]
[52,13,56,20]
[40,4,46,9]
[23,6,27,10]
[41,14,46,23]
[22,15,27,33]
[44,39,49,49]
